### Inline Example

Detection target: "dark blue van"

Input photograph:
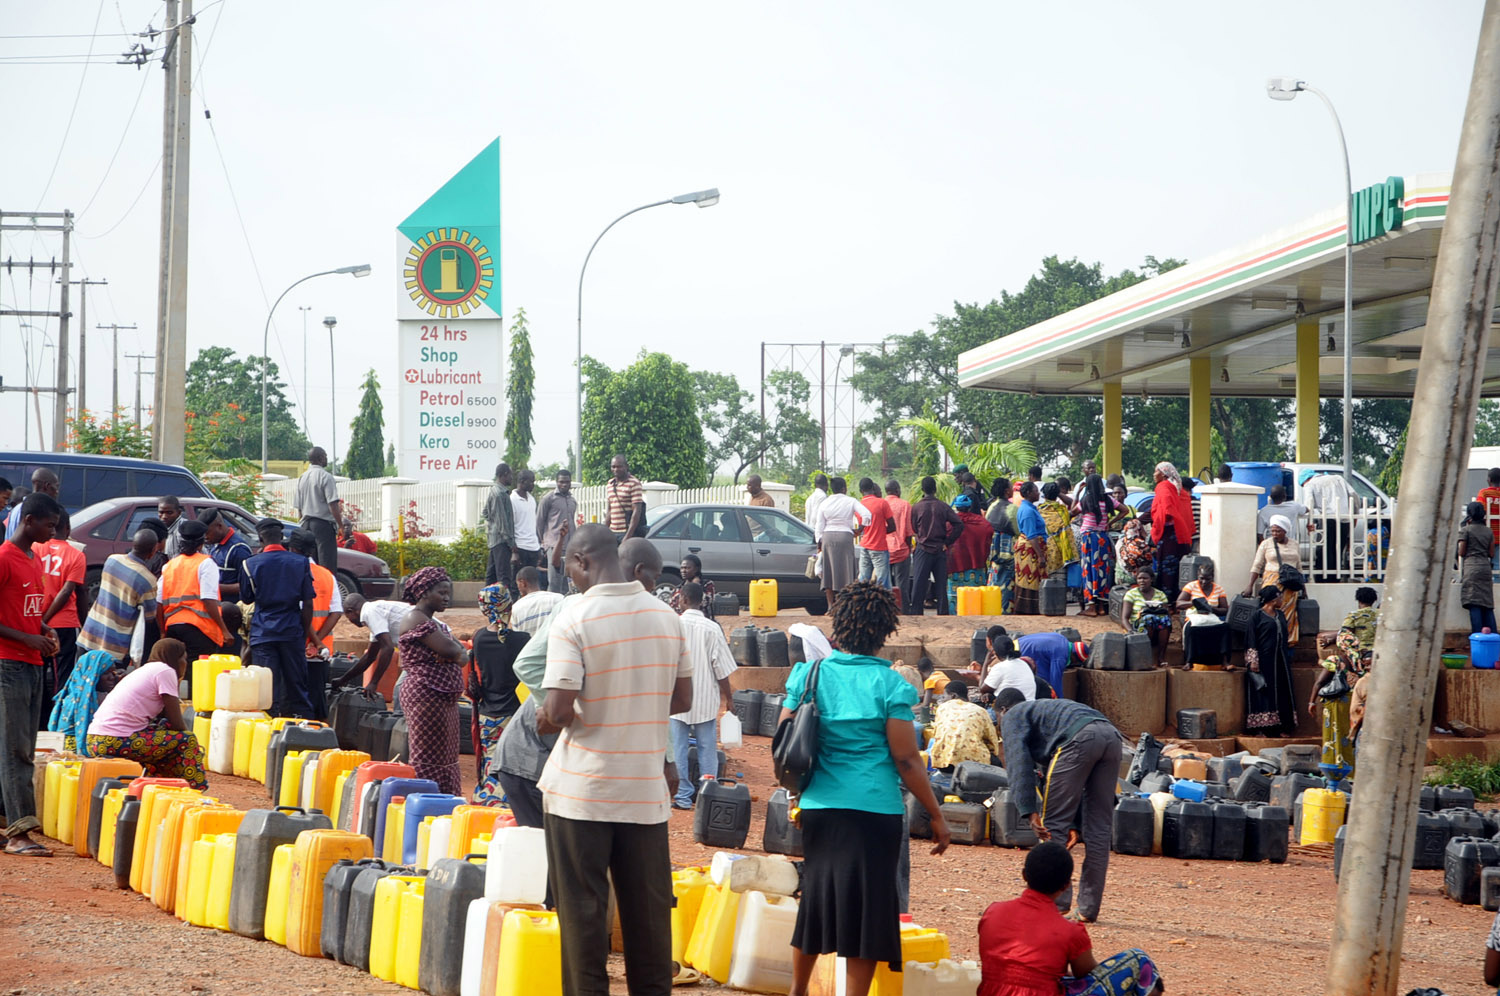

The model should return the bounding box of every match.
[0,451,211,512]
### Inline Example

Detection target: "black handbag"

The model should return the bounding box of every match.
[1272,544,1306,591]
[771,659,822,792]
[1318,669,1352,699]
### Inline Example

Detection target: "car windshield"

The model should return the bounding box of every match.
[646,506,680,529]
[73,499,122,526]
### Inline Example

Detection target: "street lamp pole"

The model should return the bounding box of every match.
[1267,77,1354,483]
[299,305,312,435]
[575,188,719,480]
[261,264,370,473]
[324,315,338,473]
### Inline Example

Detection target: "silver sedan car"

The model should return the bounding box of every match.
[645,503,825,612]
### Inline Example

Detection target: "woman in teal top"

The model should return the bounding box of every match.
[781,581,950,996]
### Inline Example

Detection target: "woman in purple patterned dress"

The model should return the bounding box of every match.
[395,566,467,795]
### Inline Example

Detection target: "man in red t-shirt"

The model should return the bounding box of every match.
[884,479,914,609]
[0,492,62,856]
[1477,467,1500,556]
[37,509,86,718]
[856,477,897,589]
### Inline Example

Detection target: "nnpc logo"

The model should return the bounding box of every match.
[403,228,495,318]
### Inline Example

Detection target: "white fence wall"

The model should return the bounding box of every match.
[263,474,794,544]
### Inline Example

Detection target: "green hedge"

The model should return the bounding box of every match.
[374,526,490,582]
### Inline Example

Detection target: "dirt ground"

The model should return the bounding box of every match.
[6,731,1496,996]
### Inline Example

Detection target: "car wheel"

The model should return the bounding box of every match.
[654,570,681,605]
[336,570,362,601]
[84,567,103,609]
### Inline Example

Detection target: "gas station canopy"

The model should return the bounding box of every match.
[956,173,1476,399]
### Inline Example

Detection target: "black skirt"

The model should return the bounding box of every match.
[791,808,903,968]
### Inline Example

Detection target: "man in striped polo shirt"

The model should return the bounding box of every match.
[539,523,692,996]
[77,528,160,664]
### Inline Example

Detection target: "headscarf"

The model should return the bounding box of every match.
[788,622,834,663]
[952,493,976,512]
[477,583,512,626]
[1155,461,1183,492]
[1268,514,1292,536]
[404,565,451,604]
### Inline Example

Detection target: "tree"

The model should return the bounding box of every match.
[385,442,398,476]
[184,346,309,460]
[899,415,1036,500]
[694,370,765,483]
[344,369,386,480]
[761,370,822,484]
[504,308,534,468]
[580,350,707,487]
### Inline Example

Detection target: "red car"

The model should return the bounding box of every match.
[70,495,397,601]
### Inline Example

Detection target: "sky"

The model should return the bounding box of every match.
[0,1,1485,472]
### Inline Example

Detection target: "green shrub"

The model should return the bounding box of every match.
[371,526,490,583]
[1426,755,1500,799]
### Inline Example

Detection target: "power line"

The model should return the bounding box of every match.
[32,0,109,210]
[76,66,153,218]
[78,156,160,239]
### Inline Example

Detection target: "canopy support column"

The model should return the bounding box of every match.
[1296,319,1320,462]
[1102,381,1122,478]
[1190,356,1211,480]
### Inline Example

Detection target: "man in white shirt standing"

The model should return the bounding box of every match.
[669,580,736,810]
[538,524,692,996]
[804,473,829,527]
[811,476,871,613]
[1303,471,1357,579]
[509,469,542,599]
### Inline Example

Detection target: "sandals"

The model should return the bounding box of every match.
[5,838,51,857]
[671,963,701,987]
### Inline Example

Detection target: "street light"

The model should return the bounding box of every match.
[323,315,338,473]
[261,264,370,472]
[1267,76,1354,483]
[575,188,719,478]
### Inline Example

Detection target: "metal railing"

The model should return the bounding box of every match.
[407,481,459,540]
[1301,500,1396,583]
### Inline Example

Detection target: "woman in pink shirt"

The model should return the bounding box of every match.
[979,842,1161,996]
[85,638,207,788]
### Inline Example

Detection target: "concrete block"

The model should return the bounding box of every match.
[1290,667,1325,737]
[1235,735,1320,755]
[1062,670,1079,701]
[1166,669,1246,736]
[730,667,792,694]
[880,643,925,668]
[924,644,978,672]
[1434,669,1500,734]
[1164,736,1238,757]
[451,580,485,604]
[1426,737,1500,765]
[1075,669,1166,736]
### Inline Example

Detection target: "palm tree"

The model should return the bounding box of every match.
[898,416,1036,501]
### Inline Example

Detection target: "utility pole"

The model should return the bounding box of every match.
[0,214,75,452]
[62,277,107,418]
[52,212,73,451]
[127,353,155,428]
[154,0,192,465]
[97,323,136,419]
[1325,2,1500,993]
[153,0,177,451]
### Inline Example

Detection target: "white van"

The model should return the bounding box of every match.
[1464,446,1500,502]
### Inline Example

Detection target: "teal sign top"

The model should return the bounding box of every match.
[398,138,501,319]
[1351,175,1403,246]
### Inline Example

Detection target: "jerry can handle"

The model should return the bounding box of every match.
[274,805,308,814]
[462,852,488,863]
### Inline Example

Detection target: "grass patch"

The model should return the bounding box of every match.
[1427,755,1500,799]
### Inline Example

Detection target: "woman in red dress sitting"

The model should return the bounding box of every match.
[979,842,1162,996]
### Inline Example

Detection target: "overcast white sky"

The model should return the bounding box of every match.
[0,1,1484,469]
